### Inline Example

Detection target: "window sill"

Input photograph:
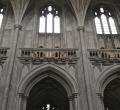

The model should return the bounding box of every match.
[97,34,120,38]
[37,32,63,36]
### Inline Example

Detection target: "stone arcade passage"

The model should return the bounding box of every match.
[26,76,69,110]
[104,78,120,110]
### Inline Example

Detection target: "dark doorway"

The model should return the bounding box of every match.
[26,77,69,110]
[104,78,120,110]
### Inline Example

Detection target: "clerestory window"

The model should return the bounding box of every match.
[39,5,60,33]
[0,8,4,29]
[94,6,118,34]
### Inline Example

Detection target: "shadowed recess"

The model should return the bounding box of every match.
[26,77,69,110]
[104,78,120,110]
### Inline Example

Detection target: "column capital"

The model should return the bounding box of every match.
[14,24,22,30]
[72,93,78,98]
[18,93,24,98]
[96,92,104,99]
[77,26,84,31]
[68,96,73,101]
[18,93,28,99]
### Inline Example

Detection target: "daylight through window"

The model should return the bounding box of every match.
[0,8,4,29]
[39,5,60,33]
[94,7,118,34]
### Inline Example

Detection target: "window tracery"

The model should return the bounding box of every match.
[39,5,60,33]
[94,7,118,35]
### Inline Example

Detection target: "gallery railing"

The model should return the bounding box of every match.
[0,47,9,64]
[88,49,120,64]
[19,48,78,64]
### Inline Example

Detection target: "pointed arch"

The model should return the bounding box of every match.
[97,65,120,94]
[18,64,78,97]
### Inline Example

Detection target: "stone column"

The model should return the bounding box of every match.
[68,96,73,110]
[32,5,38,48]
[77,26,94,110]
[22,95,28,110]
[72,93,78,110]
[1,24,22,110]
[16,93,28,110]
[16,93,24,110]
[96,93,105,110]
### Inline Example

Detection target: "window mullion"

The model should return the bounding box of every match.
[45,15,47,33]
[52,14,54,33]
[53,15,54,33]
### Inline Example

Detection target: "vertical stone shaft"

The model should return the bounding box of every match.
[2,25,22,110]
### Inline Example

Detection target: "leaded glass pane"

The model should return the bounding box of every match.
[95,17,103,34]
[54,16,60,33]
[0,14,3,28]
[39,16,45,33]
[109,17,117,34]
[101,14,110,34]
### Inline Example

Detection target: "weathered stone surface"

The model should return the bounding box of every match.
[0,0,120,110]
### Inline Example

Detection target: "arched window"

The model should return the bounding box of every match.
[94,7,118,34]
[95,17,103,34]
[39,5,60,33]
[0,8,4,29]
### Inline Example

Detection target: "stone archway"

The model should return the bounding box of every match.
[97,65,120,110]
[26,76,69,110]
[104,77,120,110]
[97,65,120,93]
[17,64,78,110]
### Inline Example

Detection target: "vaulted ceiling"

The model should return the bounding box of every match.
[0,0,119,25]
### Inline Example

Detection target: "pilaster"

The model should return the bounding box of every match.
[96,93,104,110]
[77,25,95,110]
[2,24,22,110]
[68,96,73,110]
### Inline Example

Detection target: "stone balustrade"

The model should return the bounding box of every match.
[19,48,78,64]
[0,47,9,64]
[88,49,120,64]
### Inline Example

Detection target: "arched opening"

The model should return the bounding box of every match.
[26,76,69,110]
[104,77,120,110]
[18,64,78,110]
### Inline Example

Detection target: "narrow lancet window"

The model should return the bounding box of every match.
[39,15,45,33]
[0,8,4,29]
[101,14,110,34]
[54,16,60,33]
[109,17,117,34]
[47,13,53,33]
[95,17,103,34]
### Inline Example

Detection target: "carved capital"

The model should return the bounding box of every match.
[18,93,24,98]
[72,93,78,98]
[14,24,22,30]
[68,96,73,101]
[77,26,84,31]
[96,93,104,99]
[18,93,28,99]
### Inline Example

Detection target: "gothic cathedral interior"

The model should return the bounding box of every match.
[0,0,120,110]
